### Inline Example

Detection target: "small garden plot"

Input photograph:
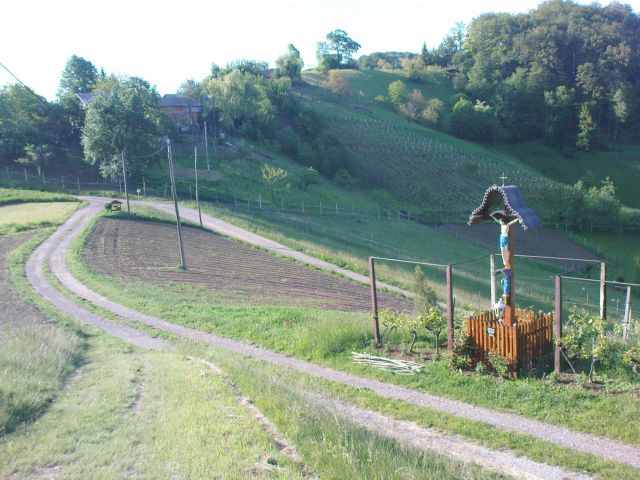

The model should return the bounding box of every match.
[84,217,411,312]
[0,202,78,235]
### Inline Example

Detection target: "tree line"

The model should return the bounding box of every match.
[363,0,640,150]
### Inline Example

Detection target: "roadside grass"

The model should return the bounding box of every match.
[201,344,640,480]
[0,228,85,437]
[0,202,80,236]
[0,187,74,206]
[0,333,304,480]
[201,345,508,480]
[66,219,640,446]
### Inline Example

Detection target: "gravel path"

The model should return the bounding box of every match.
[25,201,167,351]
[46,199,640,471]
[307,393,591,480]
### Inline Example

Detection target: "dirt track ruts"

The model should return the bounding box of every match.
[25,201,167,351]
[41,199,640,471]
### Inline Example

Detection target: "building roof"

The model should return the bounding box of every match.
[160,94,202,111]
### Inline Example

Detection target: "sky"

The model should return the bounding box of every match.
[2,0,639,100]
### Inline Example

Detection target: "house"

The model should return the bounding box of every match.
[160,94,202,129]
[76,92,203,130]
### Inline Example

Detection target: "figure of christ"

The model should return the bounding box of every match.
[490,214,521,268]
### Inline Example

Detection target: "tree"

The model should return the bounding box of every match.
[324,70,351,96]
[388,80,408,105]
[260,163,290,200]
[81,76,165,178]
[576,102,596,150]
[275,44,304,82]
[58,55,98,97]
[316,29,361,70]
[544,85,575,148]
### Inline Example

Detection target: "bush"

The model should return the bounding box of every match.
[296,166,320,190]
[488,351,510,378]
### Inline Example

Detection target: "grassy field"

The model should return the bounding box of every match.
[0,187,74,206]
[66,210,640,447]
[499,141,640,209]
[0,202,80,236]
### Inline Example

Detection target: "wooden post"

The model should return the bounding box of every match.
[490,253,496,307]
[143,177,146,197]
[369,257,381,346]
[554,275,562,374]
[42,170,45,185]
[166,138,187,270]
[204,121,211,172]
[623,286,632,341]
[194,146,202,227]
[61,175,65,190]
[77,176,80,194]
[600,260,607,320]
[446,265,454,349]
[164,180,168,198]
[121,152,130,213]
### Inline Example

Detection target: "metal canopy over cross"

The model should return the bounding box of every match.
[499,173,508,186]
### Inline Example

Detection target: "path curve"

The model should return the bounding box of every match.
[25,201,167,350]
[46,199,640,470]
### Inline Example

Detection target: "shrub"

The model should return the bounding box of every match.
[488,350,510,379]
[559,307,613,382]
[296,166,320,190]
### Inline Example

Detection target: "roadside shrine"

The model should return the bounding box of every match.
[467,183,553,375]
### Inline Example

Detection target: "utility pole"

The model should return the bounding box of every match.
[166,137,187,269]
[194,146,203,227]
[121,152,130,213]
[204,121,211,173]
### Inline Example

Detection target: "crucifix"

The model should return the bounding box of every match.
[468,183,541,326]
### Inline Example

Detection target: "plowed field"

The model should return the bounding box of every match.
[84,218,411,312]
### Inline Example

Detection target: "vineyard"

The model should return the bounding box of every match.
[297,79,553,216]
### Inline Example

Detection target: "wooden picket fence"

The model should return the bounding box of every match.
[467,309,554,375]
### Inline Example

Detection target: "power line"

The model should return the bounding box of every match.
[0,61,49,109]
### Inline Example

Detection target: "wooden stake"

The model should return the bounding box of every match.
[600,261,607,320]
[369,257,381,346]
[446,265,454,349]
[554,275,562,374]
[194,146,202,227]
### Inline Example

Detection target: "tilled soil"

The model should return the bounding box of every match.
[84,218,412,312]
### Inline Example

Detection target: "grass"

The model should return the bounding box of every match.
[0,187,75,206]
[0,334,304,479]
[3,215,503,480]
[498,141,640,209]
[203,344,640,480]
[0,202,80,236]
[66,214,640,447]
[0,227,85,437]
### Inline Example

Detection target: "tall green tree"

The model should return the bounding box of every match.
[576,101,596,151]
[58,55,98,97]
[316,29,361,70]
[81,76,166,178]
[275,44,304,82]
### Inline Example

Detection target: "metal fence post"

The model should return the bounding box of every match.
[554,275,562,374]
[446,265,454,350]
[369,257,381,346]
[600,260,607,320]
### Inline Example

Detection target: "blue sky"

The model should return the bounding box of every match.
[2,0,638,100]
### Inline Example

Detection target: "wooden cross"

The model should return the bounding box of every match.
[499,173,508,186]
